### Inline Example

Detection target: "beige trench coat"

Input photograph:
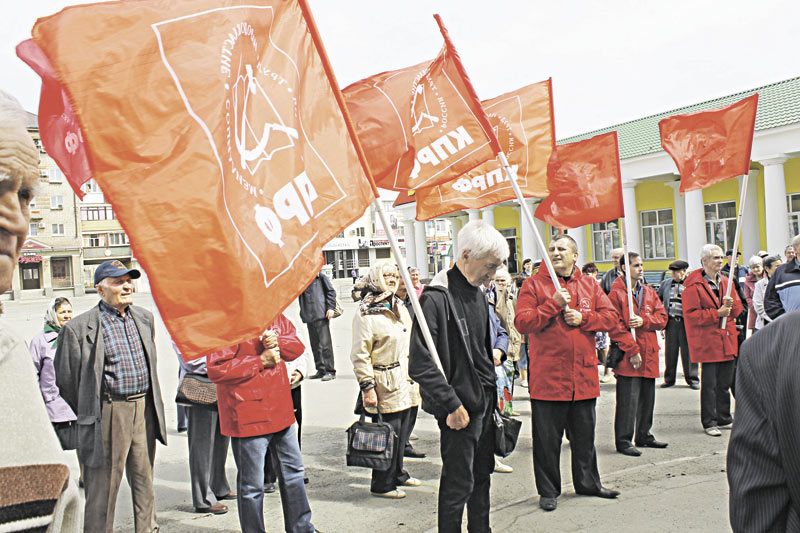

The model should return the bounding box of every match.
[495,286,522,361]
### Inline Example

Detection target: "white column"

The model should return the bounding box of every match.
[535,218,548,260]
[448,218,460,264]
[761,156,791,256]
[402,219,416,269]
[467,209,480,223]
[414,220,428,277]
[568,225,588,267]
[517,201,537,263]
[737,170,761,260]
[664,180,687,261]
[621,182,640,255]
[481,205,496,227]
[684,189,706,269]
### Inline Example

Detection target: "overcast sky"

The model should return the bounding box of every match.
[2,0,798,138]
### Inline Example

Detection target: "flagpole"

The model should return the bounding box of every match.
[298,0,444,374]
[720,172,750,330]
[619,219,637,340]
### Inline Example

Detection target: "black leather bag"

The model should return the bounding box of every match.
[346,406,397,470]
[606,342,625,369]
[493,408,522,458]
[175,374,217,409]
[53,421,79,451]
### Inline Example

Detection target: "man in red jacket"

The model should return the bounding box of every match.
[515,234,621,512]
[608,252,669,457]
[207,314,315,533]
[682,244,744,437]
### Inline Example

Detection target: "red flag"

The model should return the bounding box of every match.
[17,39,92,199]
[343,15,499,191]
[22,0,374,358]
[415,79,555,220]
[659,94,758,194]
[535,131,623,228]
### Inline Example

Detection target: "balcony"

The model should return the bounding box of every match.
[83,246,132,260]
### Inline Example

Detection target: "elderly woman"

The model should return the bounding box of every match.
[752,255,782,333]
[351,259,420,499]
[743,255,764,335]
[30,298,77,441]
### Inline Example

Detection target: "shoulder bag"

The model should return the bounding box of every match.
[175,373,217,408]
[493,407,522,458]
[345,405,397,470]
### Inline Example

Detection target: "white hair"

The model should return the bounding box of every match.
[494,269,511,282]
[700,244,723,264]
[792,235,800,248]
[747,255,762,267]
[457,220,509,261]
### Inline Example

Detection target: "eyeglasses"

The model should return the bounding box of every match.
[382,273,399,279]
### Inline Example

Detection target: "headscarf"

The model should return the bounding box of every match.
[353,259,400,316]
[44,298,71,348]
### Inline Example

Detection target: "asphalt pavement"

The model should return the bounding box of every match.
[1,282,733,532]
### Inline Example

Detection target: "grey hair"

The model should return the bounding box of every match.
[0,90,28,126]
[747,255,762,267]
[700,244,723,264]
[612,248,624,256]
[792,235,800,248]
[457,220,509,261]
[494,268,511,282]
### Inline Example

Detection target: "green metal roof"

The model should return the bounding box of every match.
[559,75,800,160]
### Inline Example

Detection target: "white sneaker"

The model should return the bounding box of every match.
[600,373,614,383]
[402,477,421,487]
[704,427,722,437]
[494,458,513,473]
[409,433,419,441]
[371,489,406,499]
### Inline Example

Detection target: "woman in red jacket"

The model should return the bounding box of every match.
[608,252,668,457]
[682,244,744,437]
[207,313,315,533]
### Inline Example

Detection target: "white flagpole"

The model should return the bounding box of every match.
[372,198,445,374]
[720,172,749,330]
[619,219,637,340]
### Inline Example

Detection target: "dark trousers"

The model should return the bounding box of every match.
[404,405,419,452]
[306,319,335,374]
[614,376,656,449]
[530,398,603,498]
[187,406,231,508]
[438,392,495,533]
[700,360,735,428]
[663,317,698,385]
[265,386,303,485]
[369,407,413,493]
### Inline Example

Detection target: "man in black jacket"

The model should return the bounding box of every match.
[657,260,699,389]
[765,235,800,319]
[409,220,509,533]
[298,271,337,380]
[600,248,624,294]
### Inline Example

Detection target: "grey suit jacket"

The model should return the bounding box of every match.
[727,311,800,531]
[54,303,167,468]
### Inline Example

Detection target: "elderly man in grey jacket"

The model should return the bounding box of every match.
[56,260,167,533]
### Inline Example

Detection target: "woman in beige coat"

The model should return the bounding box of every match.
[351,260,420,499]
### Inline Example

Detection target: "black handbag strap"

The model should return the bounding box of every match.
[359,403,383,424]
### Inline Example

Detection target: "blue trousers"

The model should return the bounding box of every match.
[231,425,314,533]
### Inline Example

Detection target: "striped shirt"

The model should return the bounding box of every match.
[99,301,150,396]
[668,280,685,317]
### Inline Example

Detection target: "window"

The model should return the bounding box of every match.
[788,193,800,237]
[355,227,365,237]
[82,179,101,194]
[29,197,36,209]
[47,168,63,183]
[51,224,65,236]
[640,209,674,259]
[108,233,128,246]
[50,195,63,209]
[51,257,73,288]
[704,201,737,251]
[80,206,115,221]
[83,234,107,248]
[28,223,38,236]
[591,220,621,262]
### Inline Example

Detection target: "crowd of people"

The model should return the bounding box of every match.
[3,88,800,532]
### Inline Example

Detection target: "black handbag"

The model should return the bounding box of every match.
[605,342,624,369]
[175,374,217,408]
[345,406,397,470]
[493,408,522,458]
[53,421,79,451]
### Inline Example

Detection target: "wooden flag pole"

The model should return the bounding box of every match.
[720,172,750,330]
[619,219,637,340]
[497,152,570,310]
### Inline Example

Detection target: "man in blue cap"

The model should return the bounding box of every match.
[55,260,171,532]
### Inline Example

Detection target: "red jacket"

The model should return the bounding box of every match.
[515,267,619,401]
[608,277,668,379]
[207,314,305,438]
[682,269,744,363]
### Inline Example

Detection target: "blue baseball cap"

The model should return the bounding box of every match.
[94,260,141,285]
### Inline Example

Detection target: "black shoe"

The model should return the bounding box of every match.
[309,371,325,379]
[404,445,426,459]
[539,496,557,511]
[577,487,620,499]
[304,475,309,485]
[689,382,700,390]
[617,446,642,457]
[660,382,675,388]
[321,373,336,382]
[637,439,668,449]
[177,426,187,433]
[264,483,276,494]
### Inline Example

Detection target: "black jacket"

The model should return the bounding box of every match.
[600,267,619,295]
[298,273,337,323]
[408,268,493,421]
[765,259,800,320]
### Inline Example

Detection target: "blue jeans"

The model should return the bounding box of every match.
[231,425,314,533]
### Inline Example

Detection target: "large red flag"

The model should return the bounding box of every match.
[20,0,374,358]
[17,39,92,199]
[659,93,758,194]
[414,79,554,220]
[535,131,623,228]
[343,15,500,191]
